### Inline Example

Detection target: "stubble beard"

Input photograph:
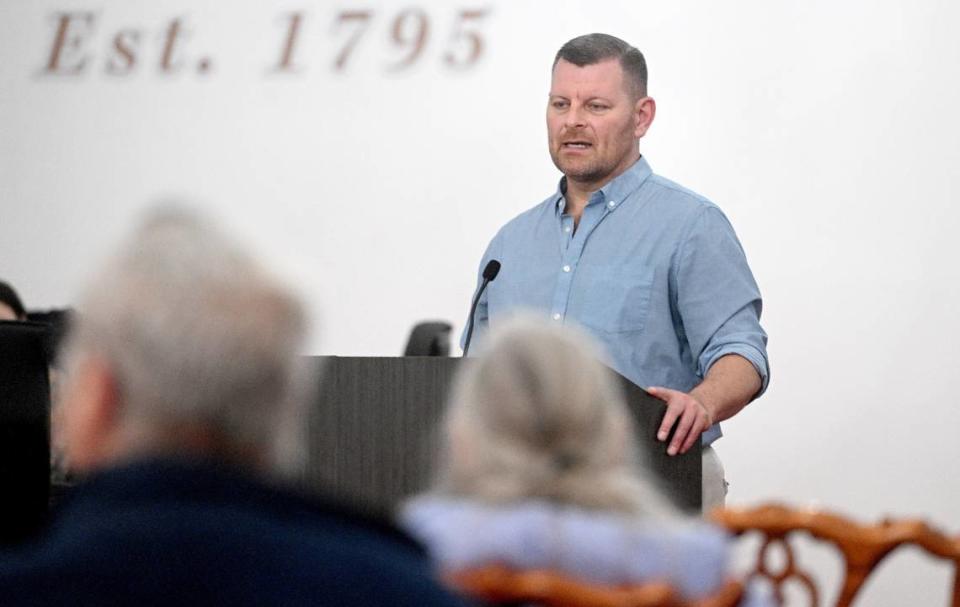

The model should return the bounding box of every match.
[551,148,615,186]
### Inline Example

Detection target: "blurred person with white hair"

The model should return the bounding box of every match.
[402,317,770,603]
[0,209,465,607]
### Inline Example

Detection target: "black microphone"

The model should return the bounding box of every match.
[463,260,501,356]
[482,259,501,282]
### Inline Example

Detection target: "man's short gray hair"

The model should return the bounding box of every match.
[553,33,648,99]
[438,316,673,517]
[64,208,309,474]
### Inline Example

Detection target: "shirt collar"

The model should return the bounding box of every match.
[554,156,654,215]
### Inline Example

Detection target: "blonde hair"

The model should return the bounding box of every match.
[438,316,674,518]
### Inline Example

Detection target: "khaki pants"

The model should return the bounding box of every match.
[702,445,728,514]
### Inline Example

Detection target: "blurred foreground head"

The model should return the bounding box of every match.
[60,209,308,477]
[440,316,672,517]
[0,281,27,321]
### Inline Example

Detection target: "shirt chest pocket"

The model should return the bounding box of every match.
[574,265,654,334]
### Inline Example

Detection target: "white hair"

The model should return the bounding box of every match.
[63,208,310,475]
[438,316,675,518]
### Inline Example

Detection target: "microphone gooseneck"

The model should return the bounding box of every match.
[463,259,501,357]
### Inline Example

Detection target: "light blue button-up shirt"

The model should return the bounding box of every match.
[465,157,769,445]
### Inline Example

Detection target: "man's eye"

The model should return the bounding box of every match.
[551,101,568,109]
[588,103,609,111]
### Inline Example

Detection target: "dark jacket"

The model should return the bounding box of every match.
[0,457,465,606]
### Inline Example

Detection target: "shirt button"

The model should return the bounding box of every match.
[562,265,571,273]
[552,313,561,321]
[608,200,616,208]
[564,226,571,233]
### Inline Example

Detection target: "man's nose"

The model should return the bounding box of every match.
[565,104,587,129]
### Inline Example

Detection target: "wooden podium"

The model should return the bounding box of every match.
[299,357,700,514]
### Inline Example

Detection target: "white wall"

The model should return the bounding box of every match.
[3,1,959,603]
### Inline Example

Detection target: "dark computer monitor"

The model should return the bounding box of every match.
[0,320,51,544]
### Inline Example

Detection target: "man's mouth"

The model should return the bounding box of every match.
[562,141,592,150]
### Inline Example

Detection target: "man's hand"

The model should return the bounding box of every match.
[647,386,714,456]
[648,355,762,456]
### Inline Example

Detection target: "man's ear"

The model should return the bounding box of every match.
[61,355,122,473]
[634,96,656,139]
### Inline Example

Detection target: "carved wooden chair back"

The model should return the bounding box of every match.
[710,503,960,607]
[446,564,744,607]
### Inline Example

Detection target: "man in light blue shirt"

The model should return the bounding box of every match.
[465,34,769,509]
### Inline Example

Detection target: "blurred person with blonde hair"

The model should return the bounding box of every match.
[402,317,747,602]
[0,209,465,607]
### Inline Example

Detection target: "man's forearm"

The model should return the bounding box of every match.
[690,354,762,424]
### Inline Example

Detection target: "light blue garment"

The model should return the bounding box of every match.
[400,497,729,600]
[464,157,769,445]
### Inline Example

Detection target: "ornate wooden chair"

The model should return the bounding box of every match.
[446,564,745,607]
[710,503,960,606]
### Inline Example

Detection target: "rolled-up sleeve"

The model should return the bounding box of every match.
[675,206,769,396]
